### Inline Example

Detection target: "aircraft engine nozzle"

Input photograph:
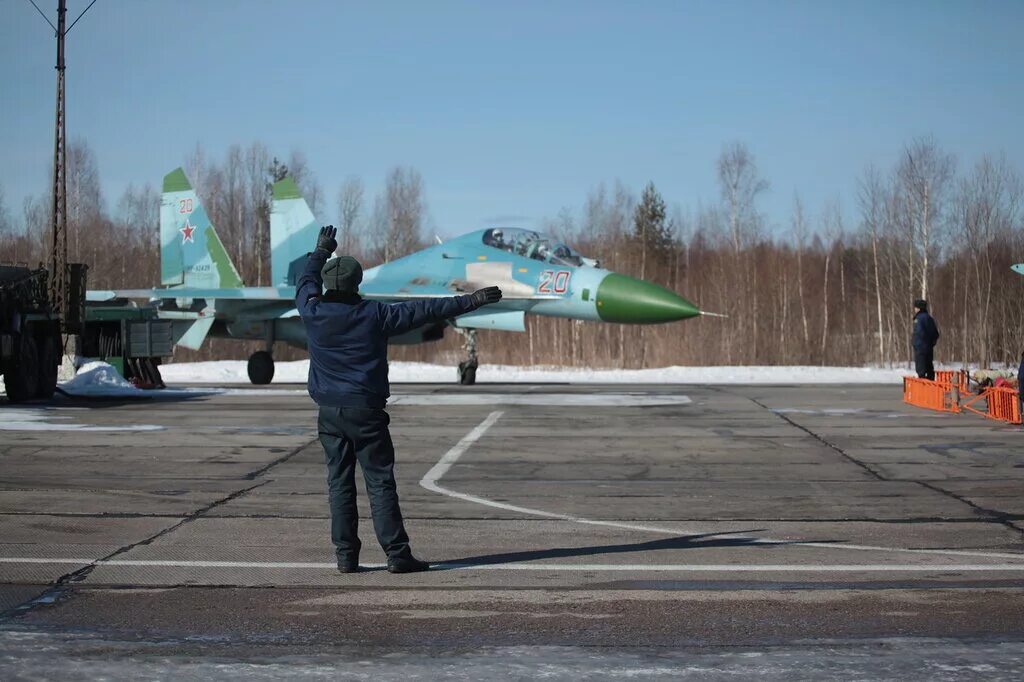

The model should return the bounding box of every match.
[595,273,700,324]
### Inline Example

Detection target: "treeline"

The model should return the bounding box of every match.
[1,136,1022,369]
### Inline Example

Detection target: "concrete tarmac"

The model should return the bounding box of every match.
[1,382,1023,678]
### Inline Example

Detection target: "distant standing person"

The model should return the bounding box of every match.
[1017,350,1023,420]
[297,226,502,574]
[912,299,940,380]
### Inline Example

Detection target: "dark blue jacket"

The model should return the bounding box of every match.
[912,311,940,353]
[1018,357,1023,389]
[297,250,477,408]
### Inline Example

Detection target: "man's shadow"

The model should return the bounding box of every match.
[433,530,835,570]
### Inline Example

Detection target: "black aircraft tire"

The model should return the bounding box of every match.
[247,351,275,385]
[4,332,40,403]
[35,332,59,400]
[458,364,476,386]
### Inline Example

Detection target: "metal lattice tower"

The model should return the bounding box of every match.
[49,0,68,322]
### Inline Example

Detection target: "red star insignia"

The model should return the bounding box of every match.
[180,218,196,244]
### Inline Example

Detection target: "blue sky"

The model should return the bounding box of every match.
[2,0,1022,237]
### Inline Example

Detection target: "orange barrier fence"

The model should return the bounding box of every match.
[962,386,1022,425]
[903,377,960,413]
[907,373,1022,425]
[935,369,969,394]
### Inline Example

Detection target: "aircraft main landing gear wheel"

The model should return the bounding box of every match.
[458,361,477,386]
[247,351,274,385]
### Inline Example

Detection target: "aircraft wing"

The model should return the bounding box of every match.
[86,284,557,303]
[87,286,295,302]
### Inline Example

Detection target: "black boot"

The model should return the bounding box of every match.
[337,556,360,574]
[387,555,430,574]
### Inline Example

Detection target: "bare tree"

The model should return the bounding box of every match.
[955,154,1022,366]
[0,183,11,236]
[246,143,271,284]
[66,138,105,263]
[288,150,323,216]
[222,145,245,277]
[791,194,811,350]
[819,200,843,362]
[379,166,425,262]
[718,142,768,253]
[337,176,365,256]
[896,136,955,301]
[858,166,887,365]
[185,142,208,191]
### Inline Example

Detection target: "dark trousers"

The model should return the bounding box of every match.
[915,349,935,381]
[317,406,411,561]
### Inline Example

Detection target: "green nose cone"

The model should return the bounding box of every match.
[595,273,701,324]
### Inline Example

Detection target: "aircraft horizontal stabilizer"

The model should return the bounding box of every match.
[86,287,294,302]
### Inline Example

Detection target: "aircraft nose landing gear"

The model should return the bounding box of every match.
[456,328,478,385]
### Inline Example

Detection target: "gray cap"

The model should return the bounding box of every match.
[321,256,363,293]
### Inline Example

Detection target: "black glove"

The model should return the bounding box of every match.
[471,286,502,307]
[316,225,337,255]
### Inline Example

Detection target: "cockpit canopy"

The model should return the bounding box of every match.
[482,228,597,268]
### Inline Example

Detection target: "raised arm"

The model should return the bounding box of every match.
[379,286,503,336]
[295,226,337,317]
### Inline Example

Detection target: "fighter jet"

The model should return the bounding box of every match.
[89,168,705,384]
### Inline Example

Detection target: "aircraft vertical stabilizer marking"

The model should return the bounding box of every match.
[160,167,244,289]
[271,177,321,286]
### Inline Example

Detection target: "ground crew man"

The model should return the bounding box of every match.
[912,299,940,380]
[1017,350,1023,421]
[297,226,502,574]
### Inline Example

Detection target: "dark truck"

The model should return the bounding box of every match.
[0,265,64,402]
[2,264,171,402]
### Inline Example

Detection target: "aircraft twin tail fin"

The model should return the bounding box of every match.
[160,168,244,289]
[270,177,321,287]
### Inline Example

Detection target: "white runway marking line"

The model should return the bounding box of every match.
[3,557,1024,572]
[419,411,1024,563]
[391,393,693,407]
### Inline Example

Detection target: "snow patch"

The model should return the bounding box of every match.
[58,361,146,397]
[0,408,164,432]
[159,360,912,386]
